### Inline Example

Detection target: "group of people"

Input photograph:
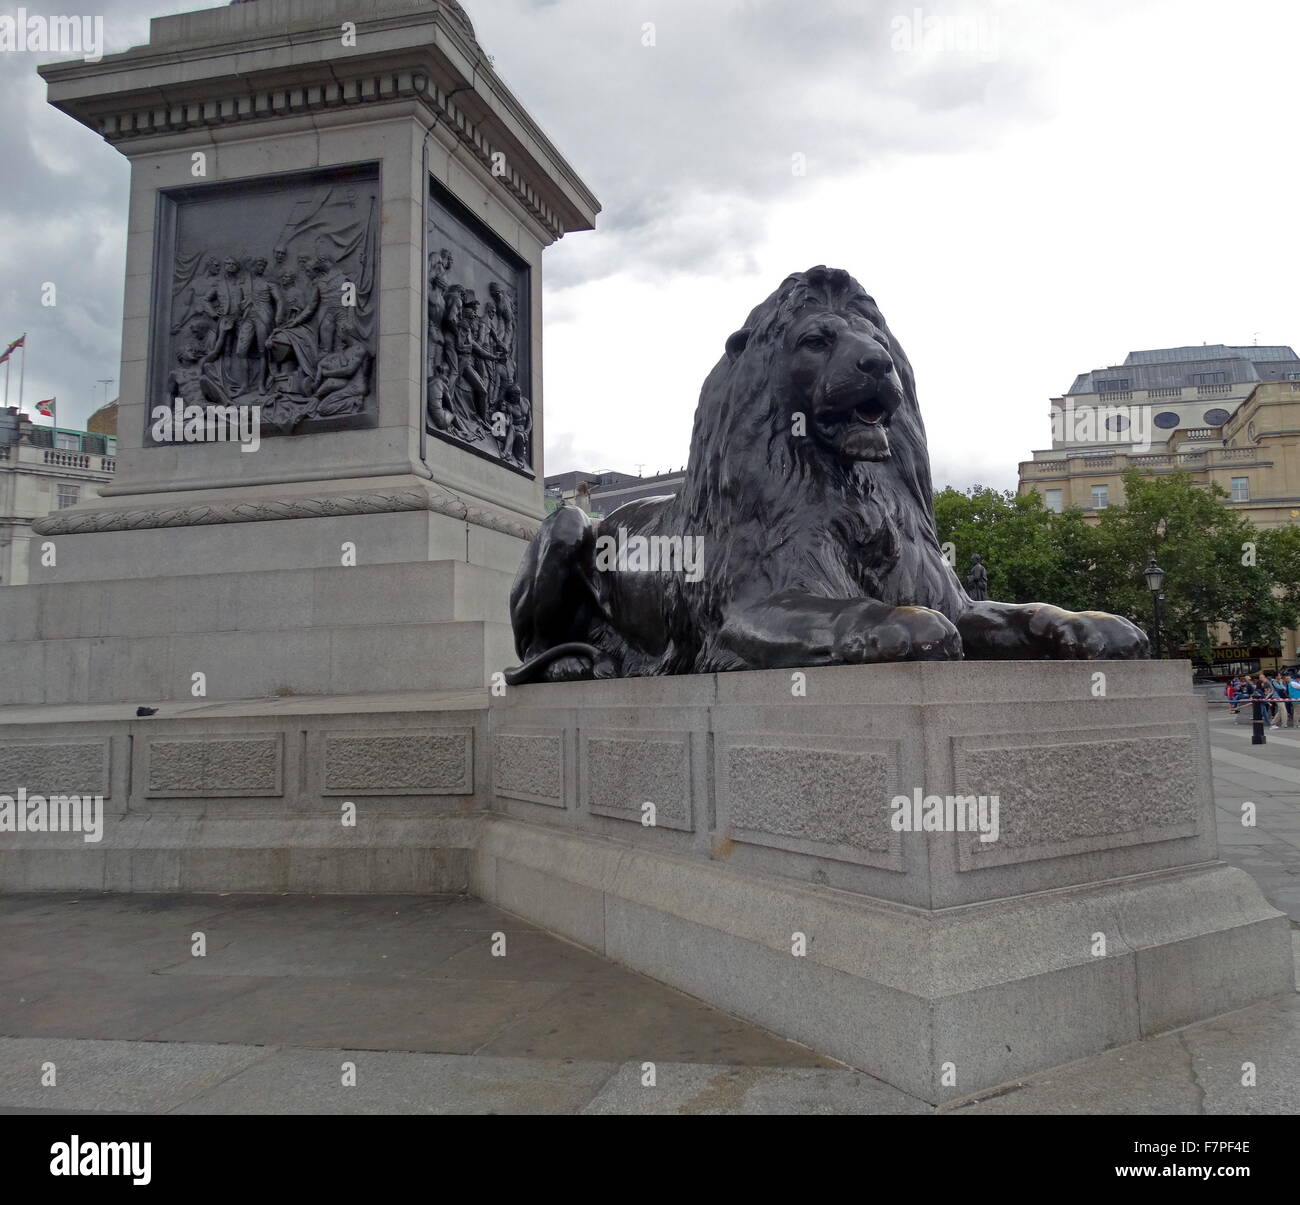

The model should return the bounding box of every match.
[168,246,370,427]
[425,246,530,468]
[1226,672,1300,728]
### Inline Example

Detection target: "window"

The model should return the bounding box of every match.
[1090,484,1109,509]
[1203,408,1231,426]
[1153,411,1181,429]
[1045,489,1063,513]
[106,437,117,455]
[1192,372,1227,385]
[1097,378,1130,393]
[1231,477,1249,502]
[55,433,78,451]
[56,484,80,509]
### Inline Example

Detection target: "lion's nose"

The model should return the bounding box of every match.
[857,347,893,379]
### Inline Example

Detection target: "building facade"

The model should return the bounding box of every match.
[545,467,687,518]
[1018,345,1300,671]
[0,409,117,585]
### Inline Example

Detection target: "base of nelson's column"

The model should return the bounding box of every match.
[476,660,1294,1105]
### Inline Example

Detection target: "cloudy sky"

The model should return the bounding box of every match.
[2,0,1297,491]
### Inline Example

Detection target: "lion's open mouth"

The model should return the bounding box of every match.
[818,393,895,462]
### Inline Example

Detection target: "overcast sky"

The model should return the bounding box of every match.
[3,0,1297,491]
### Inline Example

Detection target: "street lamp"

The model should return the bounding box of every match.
[1143,551,1165,659]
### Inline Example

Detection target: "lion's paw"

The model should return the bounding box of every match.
[1029,607,1150,660]
[834,605,963,664]
[543,655,595,682]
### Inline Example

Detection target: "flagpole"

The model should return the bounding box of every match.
[18,334,26,419]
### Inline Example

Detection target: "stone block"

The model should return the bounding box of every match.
[319,728,473,796]
[0,738,111,797]
[142,734,283,797]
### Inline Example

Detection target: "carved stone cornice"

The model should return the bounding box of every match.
[94,71,568,242]
[32,486,540,540]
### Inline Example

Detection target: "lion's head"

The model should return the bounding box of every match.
[680,267,936,541]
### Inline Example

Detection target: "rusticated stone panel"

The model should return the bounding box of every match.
[584,732,692,831]
[321,730,472,795]
[0,740,111,797]
[494,732,564,807]
[145,736,282,797]
[725,746,895,854]
[954,733,1202,869]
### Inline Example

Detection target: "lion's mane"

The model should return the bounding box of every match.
[652,266,965,666]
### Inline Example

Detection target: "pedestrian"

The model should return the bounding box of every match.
[1256,673,1281,728]
[1226,676,1240,716]
[1287,673,1300,727]
[1269,670,1288,725]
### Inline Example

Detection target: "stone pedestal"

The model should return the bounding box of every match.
[476,660,1294,1103]
[3,0,599,703]
[0,1,596,889]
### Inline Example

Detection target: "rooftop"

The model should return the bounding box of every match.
[1068,344,1300,396]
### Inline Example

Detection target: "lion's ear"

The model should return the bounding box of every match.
[725,328,752,362]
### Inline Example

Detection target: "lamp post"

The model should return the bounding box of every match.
[1143,552,1165,660]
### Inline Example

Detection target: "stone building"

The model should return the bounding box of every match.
[544,467,687,517]
[1018,344,1300,670]
[0,408,117,585]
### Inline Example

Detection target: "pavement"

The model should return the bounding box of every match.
[1,699,1297,1115]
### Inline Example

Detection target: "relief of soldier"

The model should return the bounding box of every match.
[425,244,531,470]
[166,243,372,434]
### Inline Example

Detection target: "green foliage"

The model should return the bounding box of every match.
[933,471,1300,659]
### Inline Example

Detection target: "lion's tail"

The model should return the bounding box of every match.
[502,643,606,686]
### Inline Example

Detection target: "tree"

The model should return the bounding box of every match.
[933,472,1300,664]
[932,485,1100,611]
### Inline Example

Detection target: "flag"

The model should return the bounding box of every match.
[0,334,25,365]
[35,398,55,418]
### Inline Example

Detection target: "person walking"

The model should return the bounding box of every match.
[1255,673,1281,728]
[1227,676,1241,717]
[1287,673,1300,728]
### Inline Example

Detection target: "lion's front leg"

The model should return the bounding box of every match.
[718,589,962,668]
[958,600,1149,660]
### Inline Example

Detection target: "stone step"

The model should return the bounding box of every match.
[0,559,515,641]
[0,617,516,704]
[0,816,481,893]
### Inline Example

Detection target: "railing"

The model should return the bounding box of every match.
[1180,427,1215,440]
[1098,390,1133,402]
[43,451,90,469]
[1148,387,1184,399]
[1197,384,1232,395]
[0,444,10,461]
[1023,447,1266,476]
[100,457,117,472]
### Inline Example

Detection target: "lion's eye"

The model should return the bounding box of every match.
[799,332,833,350]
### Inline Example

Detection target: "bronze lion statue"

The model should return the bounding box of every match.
[506,266,1147,683]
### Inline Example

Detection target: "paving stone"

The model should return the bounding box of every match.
[0,1037,271,1113]
[179,1047,617,1114]
[581,1060,927,1115]
[476,976,833,1068]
